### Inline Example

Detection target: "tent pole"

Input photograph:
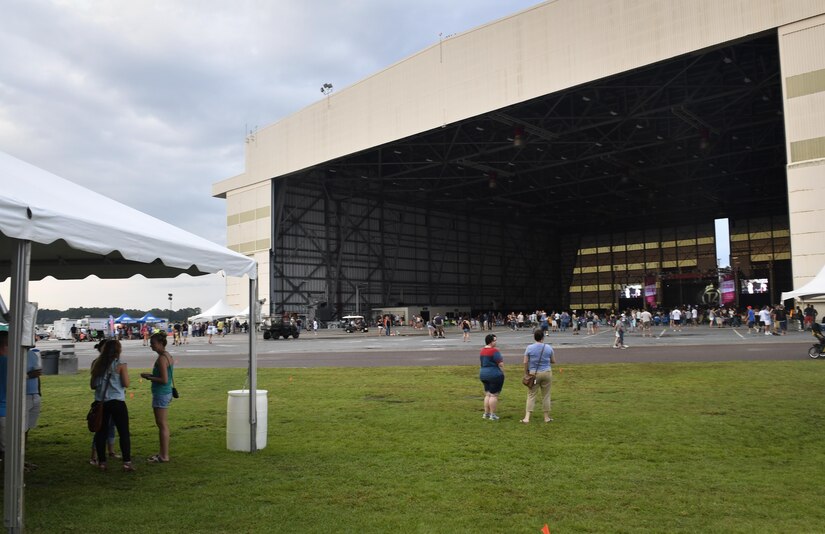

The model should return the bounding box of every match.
[249,275,258,452]
[5,239,30,532]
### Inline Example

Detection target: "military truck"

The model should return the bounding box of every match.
[262,316,300,340]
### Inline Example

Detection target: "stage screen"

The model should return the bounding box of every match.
[740,278,768,294]
[621,284,642,299]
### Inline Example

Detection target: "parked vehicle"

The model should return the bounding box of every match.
[263,316,300,340]
[340,315,368,333]
[52,318,75,340]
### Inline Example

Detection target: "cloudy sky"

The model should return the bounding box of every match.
[0,0,541,311]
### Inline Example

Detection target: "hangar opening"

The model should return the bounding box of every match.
[250,31,790,320]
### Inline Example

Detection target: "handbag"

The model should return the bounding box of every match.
[171,357,179,398]
[522,345,546,388]
[521,374,537,387]
[86,401,104,432]
[87,369,111,432]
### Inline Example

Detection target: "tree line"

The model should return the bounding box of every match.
[36,307,202,325]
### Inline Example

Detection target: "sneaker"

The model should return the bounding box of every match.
[482,413,489,419]
[488,414,500,421]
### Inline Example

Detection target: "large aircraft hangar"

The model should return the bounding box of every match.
[213,0,825,320]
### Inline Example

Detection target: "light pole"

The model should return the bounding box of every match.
[168,293,173,322]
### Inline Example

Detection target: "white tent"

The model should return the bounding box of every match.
[188,298,242,322]
[781,264,825,301]
[0,151,261,531]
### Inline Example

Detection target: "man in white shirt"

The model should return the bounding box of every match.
[671,307,682,332]
[758,306,772,335]
[640,309,652,337]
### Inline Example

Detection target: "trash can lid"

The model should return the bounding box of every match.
[227,389,268,397]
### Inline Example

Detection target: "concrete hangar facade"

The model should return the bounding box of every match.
[213,0,825,320]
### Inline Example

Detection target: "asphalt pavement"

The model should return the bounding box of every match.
[35,324,818,370]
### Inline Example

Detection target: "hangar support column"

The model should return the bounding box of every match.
[780,15,825,290]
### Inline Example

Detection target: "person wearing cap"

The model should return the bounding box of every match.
[746,306,756,334]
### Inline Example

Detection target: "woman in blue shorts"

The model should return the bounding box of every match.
[479,333,505,420]
[141,332,174,463]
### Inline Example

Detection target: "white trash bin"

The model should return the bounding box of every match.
[226,389,268,451]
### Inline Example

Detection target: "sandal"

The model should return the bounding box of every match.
[147,455,168,463]
[519,419,530,424]
[122,462,136,472]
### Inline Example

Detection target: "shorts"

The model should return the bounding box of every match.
[480,376,504,395]
[152,393,173,409]
[26,394,41,431]
[747,320,755,328]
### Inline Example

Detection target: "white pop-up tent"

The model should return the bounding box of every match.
[188,298,242,322]
[0,151,261,531]
[781,264,825,301]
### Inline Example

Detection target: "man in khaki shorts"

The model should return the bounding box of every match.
[640,309,652,337]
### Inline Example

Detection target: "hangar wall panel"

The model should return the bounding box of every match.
[214,0,825,195]
[780,14,825,288]
[225,181,272,309]
[265,178,566,317]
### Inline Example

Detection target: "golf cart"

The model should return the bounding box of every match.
[340,315,368,333]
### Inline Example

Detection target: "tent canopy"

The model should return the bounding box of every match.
[782,264,825,301]
[188,298,241,322]
[114,313,136,324]
[0,151,259,530]
[138,313,162,323]
[0,151,257,281]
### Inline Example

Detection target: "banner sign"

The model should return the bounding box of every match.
[720,273,736,305]
[644,276,657,306]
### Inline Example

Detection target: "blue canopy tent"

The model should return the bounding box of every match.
[138,313,161,323]
[113,313,136,324]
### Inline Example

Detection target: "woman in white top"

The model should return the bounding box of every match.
[90,340,133,472]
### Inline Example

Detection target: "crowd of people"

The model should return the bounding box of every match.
[476,302,819,422]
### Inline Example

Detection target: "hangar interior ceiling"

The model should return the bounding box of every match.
[294,33,785,230]
[271,33,790,316]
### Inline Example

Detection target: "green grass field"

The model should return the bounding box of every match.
[15,360,825,533]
